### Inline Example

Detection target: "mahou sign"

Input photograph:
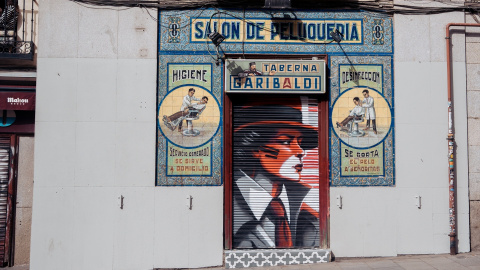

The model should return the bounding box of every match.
[0,91,36,110]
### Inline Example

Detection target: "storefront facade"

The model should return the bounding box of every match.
[30,2,472,269]
[156,9,395,267]
[0,84,35,267]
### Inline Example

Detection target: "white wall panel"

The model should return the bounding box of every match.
[432,187,449,215]
[329,188,366,256]
[394,61,469,254]
[395,63,448,125]
[118,8,158,59]
[394,66,443,125]
[396,188,436,254]
[38,0,79,58]
[116,59,157,122]
[30,187,75,270]
[429,13,465,62]
[362,189,398,256]
[395,123,445,189]
[330,188,398,257]
[78,7,119,58]
[113,187,155,270]
[72,187,115,270]
[433,234,450,254]
[36,58,78,122]
[433,211,449,235]
[187,187,224,267]
[75,122,116,187]
[33,122,76,187]
[452,57,470,253]
[154,187,223,268]
[114,122,156,187]
[76,59,118,121]
[393,14,431,63]
[153,187,191,267]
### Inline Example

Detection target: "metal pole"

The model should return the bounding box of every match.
[445,22,480,255]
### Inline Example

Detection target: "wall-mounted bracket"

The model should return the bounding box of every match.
[415,195,421,209]
[187,195,193,210]
[336,195,342,209]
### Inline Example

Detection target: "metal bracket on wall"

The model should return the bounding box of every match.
[336,195,342,209]
[120,195,124,209]
[415,195,421,209]
[187,195,193,210]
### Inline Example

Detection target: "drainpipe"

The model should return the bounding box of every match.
[445,22,480,255]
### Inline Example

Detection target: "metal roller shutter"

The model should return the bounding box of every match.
[232,96,320,249]
[0,137,11,263]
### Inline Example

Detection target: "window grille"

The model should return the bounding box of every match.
[0,0,35,60]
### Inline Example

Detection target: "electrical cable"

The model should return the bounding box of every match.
[205,10,222,64]
[70,0,480,58]
[68,0,480,16]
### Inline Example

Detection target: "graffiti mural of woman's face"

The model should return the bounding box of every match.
[253,128,305,182]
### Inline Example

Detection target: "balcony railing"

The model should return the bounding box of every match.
[0,0,36,60]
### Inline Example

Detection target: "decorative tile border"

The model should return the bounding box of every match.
[159,9,393,54]
[225,249,331,268]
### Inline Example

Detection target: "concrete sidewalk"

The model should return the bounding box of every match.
[238,251,480,270]
[9,252,480,269]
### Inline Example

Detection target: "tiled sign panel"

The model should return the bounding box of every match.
[157,9,394,186]
[225,59,326,94]
[157,59,223,186]
[330,57,394,186]
[160,10,393,54]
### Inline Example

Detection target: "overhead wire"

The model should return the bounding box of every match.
[69,0,480,59]
[68,0,480,16]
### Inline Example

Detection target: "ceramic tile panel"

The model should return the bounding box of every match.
[157,9,394,187]
[224,249,330,268]
[156,58,222,186]
[330,56,394,186]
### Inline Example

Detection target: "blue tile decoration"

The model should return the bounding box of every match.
[157,9,394,187]
[168,17,181,43]
[225,249,331,268]
[329,56,394,186]
[159,9,393,54]
[372,19,385,45]
[156,55,223,186]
